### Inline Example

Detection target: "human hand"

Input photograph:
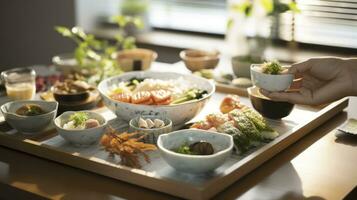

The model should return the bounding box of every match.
[261,57,357,105]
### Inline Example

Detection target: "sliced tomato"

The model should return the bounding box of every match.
[131,91,152,104]
[151,90,171,104]
[155,97,172,105]
[140,98,154,105]
[110,93,131,103]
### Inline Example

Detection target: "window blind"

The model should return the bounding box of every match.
[149,0,357,49]
[274,0,357,48]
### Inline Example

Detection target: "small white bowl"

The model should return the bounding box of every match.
[0,100,58,134]
[129,116,172,144]
[157,129,233,174]
[54,111,107,146]
[250,64,293,92]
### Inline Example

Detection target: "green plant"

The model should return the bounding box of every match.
[55,15,143,84]
[227,0,300,29]
[120,0,149,15]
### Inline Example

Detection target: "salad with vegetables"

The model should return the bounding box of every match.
[109,77,208,105]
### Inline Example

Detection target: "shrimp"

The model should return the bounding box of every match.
[220,95,244,114]
[206,113,229,128]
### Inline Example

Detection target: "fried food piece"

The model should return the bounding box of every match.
[191,120,213,130]
[206,113,229,128]
[228,109,263,142]
[216,121,251,153]
[220,95,245,114]
[241,107,270,131]
[100,127,157,168]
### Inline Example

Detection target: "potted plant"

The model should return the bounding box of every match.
[227,0,299,78]
[52,15,143,85]
[120,0,150,34]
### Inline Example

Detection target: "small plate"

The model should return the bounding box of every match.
[336,118,357,136]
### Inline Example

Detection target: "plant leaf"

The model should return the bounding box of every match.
[288,2,300,13]
[71,27,87,39]
[227,17,234,30]
[260,0,274,13]
[54,26,72,37]
[122,37,136,50]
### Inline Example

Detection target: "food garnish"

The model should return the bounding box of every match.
[63,112,100,130]
[109,77,208,105]
[191,95,278,153]
[16,104,45,116]
[100,127,157,168]
[174,141,214,155]
[261,61,283,75]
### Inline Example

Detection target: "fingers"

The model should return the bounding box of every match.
[290,78,302,90]
[289,59,314,75]
[260,88,313,105]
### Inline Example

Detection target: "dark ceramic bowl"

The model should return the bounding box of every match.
[52,86,91,103]
[247,86,294,119]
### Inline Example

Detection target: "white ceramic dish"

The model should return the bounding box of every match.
[157,129,233,173]
[97,71,215,127]
[250,64,293,92]
[0,100,58,134]
[54,111,107,146]
[129,116,172,144]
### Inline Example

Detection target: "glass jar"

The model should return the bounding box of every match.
[1,68,36,100]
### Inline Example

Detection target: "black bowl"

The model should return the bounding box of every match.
[52,86,90,103]
[247,86,294,119]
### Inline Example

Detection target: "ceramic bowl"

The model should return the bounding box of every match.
[250,64,293,92]
[52,53,97,76]
[180,49,220,72]
[116,48,158,72]
[129,116,172,144]
[248,86,294,119]
[231,55,262,78]
[52,54,82,75]
[52,86,91,103]
[97,71,215,128]
[0,100,58,134]
[54,111,107,146]
[157,129,233,173]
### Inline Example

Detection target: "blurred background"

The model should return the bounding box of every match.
[1,0,357,70]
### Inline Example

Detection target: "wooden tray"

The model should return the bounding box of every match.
[0,93,349,200]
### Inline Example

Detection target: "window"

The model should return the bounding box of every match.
[279,0,357,48]
[76,0,357,49]
[149,0,227,34]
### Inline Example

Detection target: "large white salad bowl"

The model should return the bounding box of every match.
[98,71,215,127]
